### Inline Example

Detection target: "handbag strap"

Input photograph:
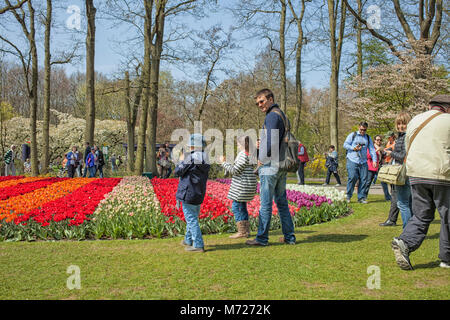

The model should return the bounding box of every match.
[405,111,443,161]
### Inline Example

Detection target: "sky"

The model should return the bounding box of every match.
[1,0,332,89]
[56,0,330,89]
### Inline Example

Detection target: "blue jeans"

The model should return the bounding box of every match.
[232,201,249,222]
[346,160,368,201]
[96,165,104,178]
[88,166,96,178]
[397,178,412,229]
[362,170,377,199]
[255,165,296,245]
[182,202,204,249]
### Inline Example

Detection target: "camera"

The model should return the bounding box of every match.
[357,143,365,147]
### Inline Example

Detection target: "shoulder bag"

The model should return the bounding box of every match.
[377,112,443,185]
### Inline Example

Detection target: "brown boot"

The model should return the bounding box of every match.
[242,220,250,238]
[229,221,248,239]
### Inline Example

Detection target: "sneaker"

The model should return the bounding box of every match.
[184,246,205,253]
[279,237,296,245]
[245,239,267,246]
[440,261,450,269]
[379,220,396,227]
[181,240,192,246]
[358,199,368,204]
[346,198,351,203]
[322,183,328,186]
[391,237,413,270]
[335,184,341,187]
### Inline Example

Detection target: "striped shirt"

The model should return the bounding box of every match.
[222,151,257,202]
[4,150,14,165]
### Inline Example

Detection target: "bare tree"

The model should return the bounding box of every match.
[1,0,39,175]
[232,0,289,113]
[85,0,96,146]
[327,0,346,152]
[0,0,27,14]
[191,25,235,122]
[343,0,444,59]
[287,0,307,134]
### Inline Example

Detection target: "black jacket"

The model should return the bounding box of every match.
[391,132,406,164]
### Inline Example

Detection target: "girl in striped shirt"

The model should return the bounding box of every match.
[219,135,257,238]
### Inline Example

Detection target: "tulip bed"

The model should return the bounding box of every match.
[0,175,350,241]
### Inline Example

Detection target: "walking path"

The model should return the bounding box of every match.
[289,177,387,196]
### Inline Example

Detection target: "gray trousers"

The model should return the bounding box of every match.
[399,183,450,263]
[387,185,400,223]
[5,162,16,176]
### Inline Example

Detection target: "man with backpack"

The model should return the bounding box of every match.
[94,145,105,178]
[246,88,296,247]
[343,122,378,204]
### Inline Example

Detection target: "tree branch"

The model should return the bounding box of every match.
[0,0,28,14]
[343,0,403,60]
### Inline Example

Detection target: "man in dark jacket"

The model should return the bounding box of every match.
[83,142,91,177]
[246,88,296,246]
[175,133,210,252]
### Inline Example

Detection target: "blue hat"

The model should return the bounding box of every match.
[186,133,206,148]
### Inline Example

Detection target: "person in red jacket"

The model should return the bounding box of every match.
[297,142,309,185]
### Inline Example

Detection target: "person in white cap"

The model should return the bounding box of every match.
[175,133,210,253]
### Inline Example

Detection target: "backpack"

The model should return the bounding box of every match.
[98,150,105,166]
[265,107,300,173]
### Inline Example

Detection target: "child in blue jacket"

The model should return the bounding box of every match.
[175,134,210,252]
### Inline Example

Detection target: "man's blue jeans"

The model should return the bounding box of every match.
[255,165,296,245]
[88,166,96,178]
[232,201,249,222]
[182,202,204,249]
[397,178,412,229]
[346,160,368,201]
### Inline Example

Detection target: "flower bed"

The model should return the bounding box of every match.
[0,178,119,240]
[286,184,346,202]
[0,176,46,189]
[92,176,164,239]
[0,176,24,182]
[0,175,350,241]
[214,178,350,229]
[0,177,62,201]
[151,178,234,235]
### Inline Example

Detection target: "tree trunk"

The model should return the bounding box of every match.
[279,0,287,114]
[41,0,52,174]
[288,0,306,135]
[135,0,153,175]
[145,0,166,176]
[126,70,143,173]
[356,0,362,77]
[85,0,96,146]
[28,1,39,176]
[327,0,346,152]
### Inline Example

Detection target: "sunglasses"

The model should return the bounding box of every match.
[359,128,367,132]
[256,99,266,106]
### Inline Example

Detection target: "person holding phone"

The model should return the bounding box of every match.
[343,122,378,204]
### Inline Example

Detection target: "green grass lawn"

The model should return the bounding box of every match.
[0,194,448,300]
